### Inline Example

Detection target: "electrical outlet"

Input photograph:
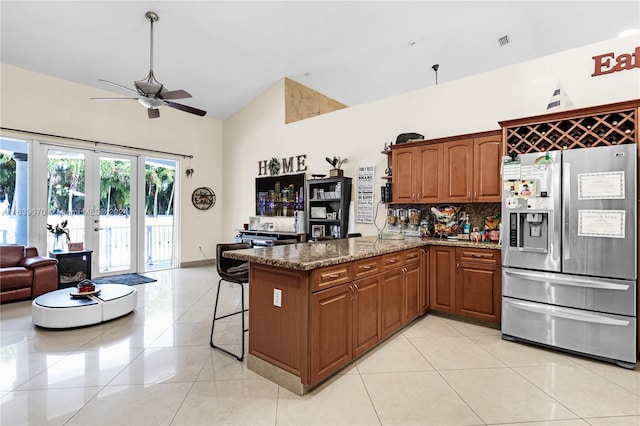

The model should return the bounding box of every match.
[273,288,282,307]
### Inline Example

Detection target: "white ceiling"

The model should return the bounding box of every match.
[2,1,639,120]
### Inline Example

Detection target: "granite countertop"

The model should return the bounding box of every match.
[224,236,500,271]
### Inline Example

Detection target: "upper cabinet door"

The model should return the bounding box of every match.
[416,143,443,203]
[391,147,416,203]
[443,139,473,202]
[473,134,503,202]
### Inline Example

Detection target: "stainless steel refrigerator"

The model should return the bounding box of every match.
[501,144,637,368]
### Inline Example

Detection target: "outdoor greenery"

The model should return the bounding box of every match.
[0,156,175,217]
[0,154,16,209]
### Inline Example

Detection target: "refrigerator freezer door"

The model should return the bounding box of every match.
[502,297,637,366]
[562,144,637,280]
[502,267,636,316]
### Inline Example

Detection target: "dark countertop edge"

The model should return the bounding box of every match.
[224,237,500,271]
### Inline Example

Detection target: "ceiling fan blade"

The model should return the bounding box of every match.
[164,100,207,117]
[98,79,138,95]
[148,108,160,119]
[90,97,138,101]
[159,89,192,100]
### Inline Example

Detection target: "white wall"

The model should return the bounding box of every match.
[222,35,640,240]
[2,34,638,262]
[0,64,224,264]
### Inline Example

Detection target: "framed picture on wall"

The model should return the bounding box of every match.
[312,225,325,238]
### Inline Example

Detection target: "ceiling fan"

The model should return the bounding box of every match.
[91,11,206,119]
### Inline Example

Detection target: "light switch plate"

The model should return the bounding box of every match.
[273,288,282,307]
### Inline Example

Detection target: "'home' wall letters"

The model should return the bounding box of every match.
[258,154,307,176]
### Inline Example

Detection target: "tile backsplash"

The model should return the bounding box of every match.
[389,203,500,234]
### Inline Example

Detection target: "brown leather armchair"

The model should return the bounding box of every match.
[0,245,58,303]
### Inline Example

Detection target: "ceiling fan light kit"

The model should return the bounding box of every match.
[91,11,206,119]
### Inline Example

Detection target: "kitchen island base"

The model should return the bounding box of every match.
[224,237,501,393]
[247,354,312,396]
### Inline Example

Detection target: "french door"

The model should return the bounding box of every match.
[41,145,139,277]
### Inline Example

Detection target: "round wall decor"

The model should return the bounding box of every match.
[191,187,216,210]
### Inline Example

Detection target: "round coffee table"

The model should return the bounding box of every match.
[32,284,137,328]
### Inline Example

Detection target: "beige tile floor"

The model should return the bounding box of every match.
[2,265,640,425]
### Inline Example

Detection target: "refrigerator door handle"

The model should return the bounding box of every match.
[505,269,631,291]
[562,162,570,261]
[507,299,630,326]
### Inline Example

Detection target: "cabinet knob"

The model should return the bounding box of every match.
[362,265,373,270]
[328,273,340,278]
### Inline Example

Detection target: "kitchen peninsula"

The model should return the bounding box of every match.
[225,236,500,394]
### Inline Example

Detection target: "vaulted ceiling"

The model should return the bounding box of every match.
[2,1,639,120]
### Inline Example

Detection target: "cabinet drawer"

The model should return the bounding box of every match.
[353,257,382,279]
[312,264,352,292]
[403,248,421,264]
[382,252,403,270]
[456,248,498,264]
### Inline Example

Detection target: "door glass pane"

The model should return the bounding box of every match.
[144,157,176,271]
[0,138,29,245]
[47,150,85,252]
[99,156,132,273]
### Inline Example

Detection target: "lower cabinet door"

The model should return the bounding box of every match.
[456,262,501,322]
[381,268,404,338]
[353,275,381,356]
[311,284,353,384]
[403,262,421,323]
[430,246,456,313]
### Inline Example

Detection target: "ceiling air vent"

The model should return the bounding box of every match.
[498,35,510,47]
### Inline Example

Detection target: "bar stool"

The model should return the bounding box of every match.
[210,242,250,361]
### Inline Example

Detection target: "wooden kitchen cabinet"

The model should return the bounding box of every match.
[473,134,503,202]
[403,260,421,323]
[391,143,443,203]
[429,246,456,313]
[381,248,422,337]
[442,133,503,203]
[381,267,404,338]
[442,138,474,202]
[416,144,444,203]
[455,248,501,323]
[310,274,383,384]
[419,248,430,314]
[353,275,382,356]
[390,130,501,204]
[311,282,353,383]
[391,146,416,203]
[429,245,501,323]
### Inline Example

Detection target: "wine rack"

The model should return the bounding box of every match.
[501,100,639,156]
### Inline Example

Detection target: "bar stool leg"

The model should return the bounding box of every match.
[240,283,247,361]
[209,278,223,348]
[210,279,249,361]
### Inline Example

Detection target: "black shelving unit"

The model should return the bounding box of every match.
[306,176,352,239]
